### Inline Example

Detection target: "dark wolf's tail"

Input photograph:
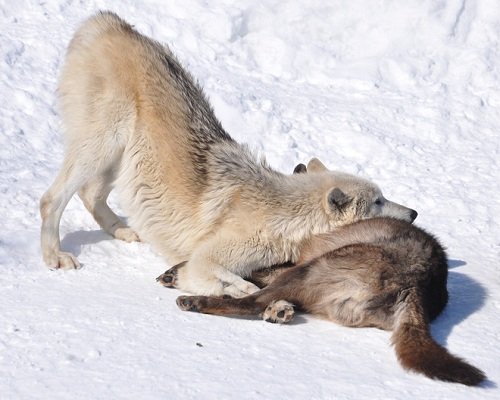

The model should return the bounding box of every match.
[391,288,485,386]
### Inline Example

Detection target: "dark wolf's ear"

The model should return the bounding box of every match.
[293,163,307,174]
[307,158,328,172]
[327,188,351,210]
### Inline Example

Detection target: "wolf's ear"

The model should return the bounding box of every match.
[293,163,307,174]
[307,158,328,173]
[327,188,351,211]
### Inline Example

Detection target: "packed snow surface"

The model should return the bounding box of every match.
[1,1,499,399]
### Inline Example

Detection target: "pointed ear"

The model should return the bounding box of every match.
[327,188,351,210]
[293,163,307,174]
[307,158,328,173]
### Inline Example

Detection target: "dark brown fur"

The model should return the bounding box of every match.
[173,217,485,386]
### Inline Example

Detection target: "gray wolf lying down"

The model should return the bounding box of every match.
[168,217,485,386]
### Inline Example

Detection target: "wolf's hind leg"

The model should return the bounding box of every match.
[176,295,265,315]
[78,171,139,242]
[176,294,295,324]
[40,158,89,269]
[40,131,128,269]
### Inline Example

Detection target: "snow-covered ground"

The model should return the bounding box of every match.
[1,1,499,398]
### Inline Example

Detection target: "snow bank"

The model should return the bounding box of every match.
[1,1,499,399]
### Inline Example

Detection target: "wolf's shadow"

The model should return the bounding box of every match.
[60,229,113,257]
[431,260,487,345]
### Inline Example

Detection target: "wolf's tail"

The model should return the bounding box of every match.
[391,288,485,386]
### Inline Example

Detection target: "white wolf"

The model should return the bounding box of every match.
[40,12,417,297]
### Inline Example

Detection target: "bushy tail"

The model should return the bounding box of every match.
[392,288,485,386]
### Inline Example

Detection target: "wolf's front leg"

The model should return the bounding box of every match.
[174,259,260,297]
[157,260,259,297]
[158,235,279,296]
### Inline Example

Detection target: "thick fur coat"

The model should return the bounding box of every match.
[40,12,417,296]
[173,217,486,386]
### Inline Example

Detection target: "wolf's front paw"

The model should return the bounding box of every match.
[223,280,260,298]
[263,300,295,324]
[113,227,140,242]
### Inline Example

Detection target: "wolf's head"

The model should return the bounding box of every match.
[293,158,417,226]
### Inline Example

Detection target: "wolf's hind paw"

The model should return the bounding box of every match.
[263,300,295,324]
[176,295,202,312]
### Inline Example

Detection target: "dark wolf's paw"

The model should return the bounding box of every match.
[156,261,186,288]
[263,300,295,324]
[176,295,202,312]
[156,271,177,287]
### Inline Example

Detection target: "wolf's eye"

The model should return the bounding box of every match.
[374,199,382,206]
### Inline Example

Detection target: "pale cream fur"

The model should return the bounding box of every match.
[40,12,416,297]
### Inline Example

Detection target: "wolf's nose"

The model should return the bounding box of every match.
[410,210,418,222]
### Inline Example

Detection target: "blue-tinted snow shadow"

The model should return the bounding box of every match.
[431,269,487,344]
[60,229,113,257]
[447,258,466,269]
[430,267,493,387]
[283,314,309,325]
[205,313,309,325]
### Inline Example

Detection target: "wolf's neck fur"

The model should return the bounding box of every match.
[263,174,332,242]
[206,142,331,243]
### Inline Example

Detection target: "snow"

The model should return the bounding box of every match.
[1,0,499,398]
